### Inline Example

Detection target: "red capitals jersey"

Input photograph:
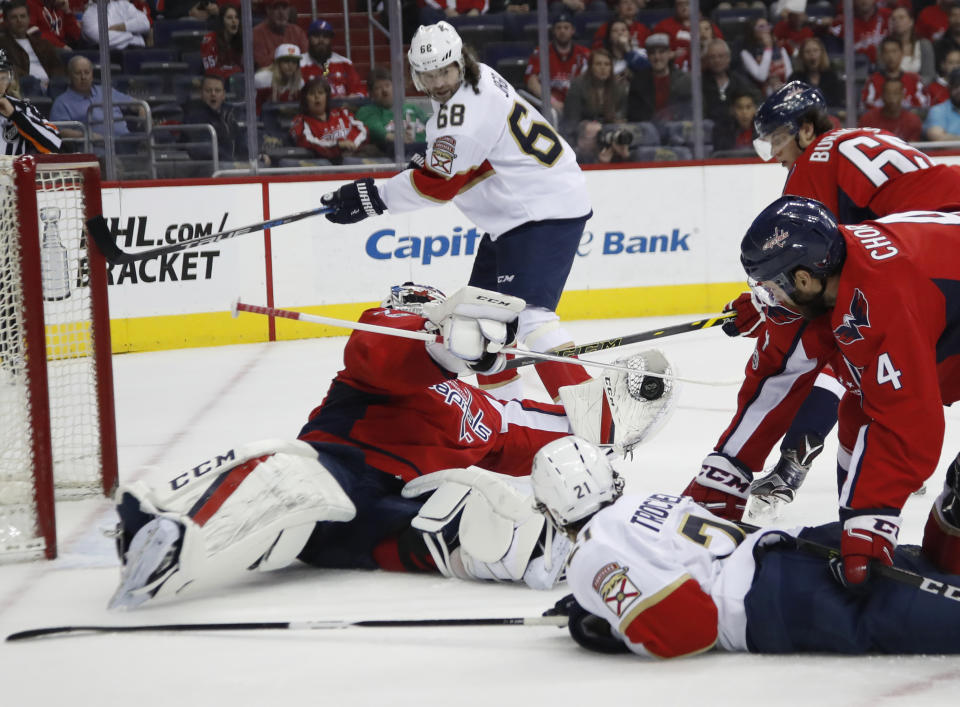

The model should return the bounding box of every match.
[829,7,890,63]
[27,0,82,48]
[201,32,243,80]
[925,78,950,107]
[524,43,590,103]
[591,20,650,50]
[290,107,368,160]
[651,16,724,71]
[301,53,367,98]
[861,71,928,111]
[297,308,570,482]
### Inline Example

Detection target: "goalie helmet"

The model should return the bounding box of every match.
[408,21,464,93]
[740,196,845,302]
[384,282,446,315]
[531,436,623,530]
[752,80,826,161]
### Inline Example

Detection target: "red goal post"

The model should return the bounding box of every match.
[1,154,117,561]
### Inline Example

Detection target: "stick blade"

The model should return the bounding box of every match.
[86,215,130,265]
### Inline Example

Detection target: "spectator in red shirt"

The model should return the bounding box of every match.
[739,16,793,97]
[889,6,935,85]
[252,0,307,70]
[829,0,890,64]
[773,8,814,58]
[26,0,82,49]
[290,77,367,164]
[254,42,304,114]
[861,36,927,110]
[422,0,487,20]
[201,3,243,80]
[592,0,649,50]
[916,0,951,41]
[926,47,960,106]
[858,77,923,141]
[524,11,590,117]
[652,0,723,71]
[300,19,366,98]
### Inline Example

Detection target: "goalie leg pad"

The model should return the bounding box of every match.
[110,440,357,609]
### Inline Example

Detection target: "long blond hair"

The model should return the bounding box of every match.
[271,58,302,101]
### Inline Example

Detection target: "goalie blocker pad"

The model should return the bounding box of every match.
[401,467,570,590]
[110,439,356,609]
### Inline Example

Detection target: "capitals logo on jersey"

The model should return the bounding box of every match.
[835,288,871,345]
[593,562,642,617]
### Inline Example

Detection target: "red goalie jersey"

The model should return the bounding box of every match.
[297,308,570,481]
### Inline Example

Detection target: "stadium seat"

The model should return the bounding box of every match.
[636,8,673,27]
[628,121,662,146]
[154,18,207,47]
[495,57,527,89]
[171,29,208,55]
[180,50,204,75]
[123,48,176,74]
[483,40,534,67]
[449,14,504,28]
[457,24,505,49]
[573,10,611,38]
[662,119,714,148]
[631,145,693,162]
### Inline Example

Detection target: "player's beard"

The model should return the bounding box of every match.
[790,281,831,319]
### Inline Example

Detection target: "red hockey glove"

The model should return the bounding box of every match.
[720,291,765,338]
[829,512,900,589]
[682,454,752,521]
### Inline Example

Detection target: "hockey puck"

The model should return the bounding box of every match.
[638,376,665,400]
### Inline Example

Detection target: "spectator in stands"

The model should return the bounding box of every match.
[861,36,927,110]
[787,36,843,107]
[0,0,63,95]
[739,16,792,97]
[924,66,960,140]
[702,38,757,124]
[290,77,367,164]
[627,32,691,122]
[201,2,243,80]
[592,0,649,51]
[828,0,890,65]
[562,48,627,140]
[162,0,220,21]
[889,6,935,86]
[652,0,724,72]
[604,19,648,82]
[772,0,814,57]
[712,89,757,152]
[916,0,951,42]
[572,120,632,165]
[524,12,590,118]
[421,0,488,22]
[80,0,150,49]
[355,66,427,154]
[28,0,83,49]
[858,77,924,141]
[50,55,142,153]
[935,5,960,67]
[926,47,960,106]
[252,0,307,71]
[300,19,366,98]
[254,43,303,114]
[181,73,247,162]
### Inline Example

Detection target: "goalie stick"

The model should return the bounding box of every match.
[6,615,568,642]
[231,300,742,387]
[86,206,332,265]
[505,313,736,370]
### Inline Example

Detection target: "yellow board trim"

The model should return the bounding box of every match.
[105,282,749,354]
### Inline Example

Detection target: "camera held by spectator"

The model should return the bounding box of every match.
[598,126,634,148]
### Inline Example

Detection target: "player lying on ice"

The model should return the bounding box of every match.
[531,435,960,657]
[108,284,677,609]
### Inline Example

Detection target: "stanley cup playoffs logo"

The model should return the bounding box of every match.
[39,206,71,301]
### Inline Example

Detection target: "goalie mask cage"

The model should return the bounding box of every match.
[0,154,117,562]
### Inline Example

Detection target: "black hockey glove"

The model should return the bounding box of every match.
[321,178,386,224]
[406,150,426,171]
[544,593,628,654]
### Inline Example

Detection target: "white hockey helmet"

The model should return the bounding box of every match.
[383,282,446,315]
[408,21,464,92]
[532,436,624,529]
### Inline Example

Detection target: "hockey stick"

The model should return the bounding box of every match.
[6,615,568,642]
[86,207,332,265]
[740,522,960,601]
[505,313,736,370]
[232,300,742,386]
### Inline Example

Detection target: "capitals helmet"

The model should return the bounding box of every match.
[752,81,826,161]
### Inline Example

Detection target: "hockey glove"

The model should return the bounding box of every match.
[321,178,386,224]
[829,511,900,589]
[406,150,426,171]
[682,453,752,521]
[545,594,628,654]
[721,291,765,338]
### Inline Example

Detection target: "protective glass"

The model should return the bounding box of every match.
[753,124,796,162]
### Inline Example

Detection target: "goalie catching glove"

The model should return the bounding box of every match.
[422,286,524,376]
[321,178,386,224]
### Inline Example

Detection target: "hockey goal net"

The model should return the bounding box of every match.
[0,154,117,561]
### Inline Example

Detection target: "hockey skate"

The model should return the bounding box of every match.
[745,433,823,524]
[108,517,184,610]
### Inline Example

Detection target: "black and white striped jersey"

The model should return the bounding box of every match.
[0,95,61,155]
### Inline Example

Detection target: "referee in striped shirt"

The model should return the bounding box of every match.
[0,49,60,155]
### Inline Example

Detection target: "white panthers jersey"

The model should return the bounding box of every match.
[565,492,799,658]
[379,63,591,238]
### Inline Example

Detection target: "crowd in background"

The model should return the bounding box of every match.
[3,0,960,176]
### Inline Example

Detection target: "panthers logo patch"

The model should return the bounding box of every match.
[430,135,457,174]
[593,562,642,618]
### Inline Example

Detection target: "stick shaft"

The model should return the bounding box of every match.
[86,207,331,265]
[6,615,567,641]
[506,313,735,369]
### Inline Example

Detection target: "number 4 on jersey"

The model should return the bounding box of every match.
[876,352,902,390]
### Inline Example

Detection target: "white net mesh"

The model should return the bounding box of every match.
[0,159,106,561]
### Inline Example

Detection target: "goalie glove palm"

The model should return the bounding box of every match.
[322,178,386,224]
